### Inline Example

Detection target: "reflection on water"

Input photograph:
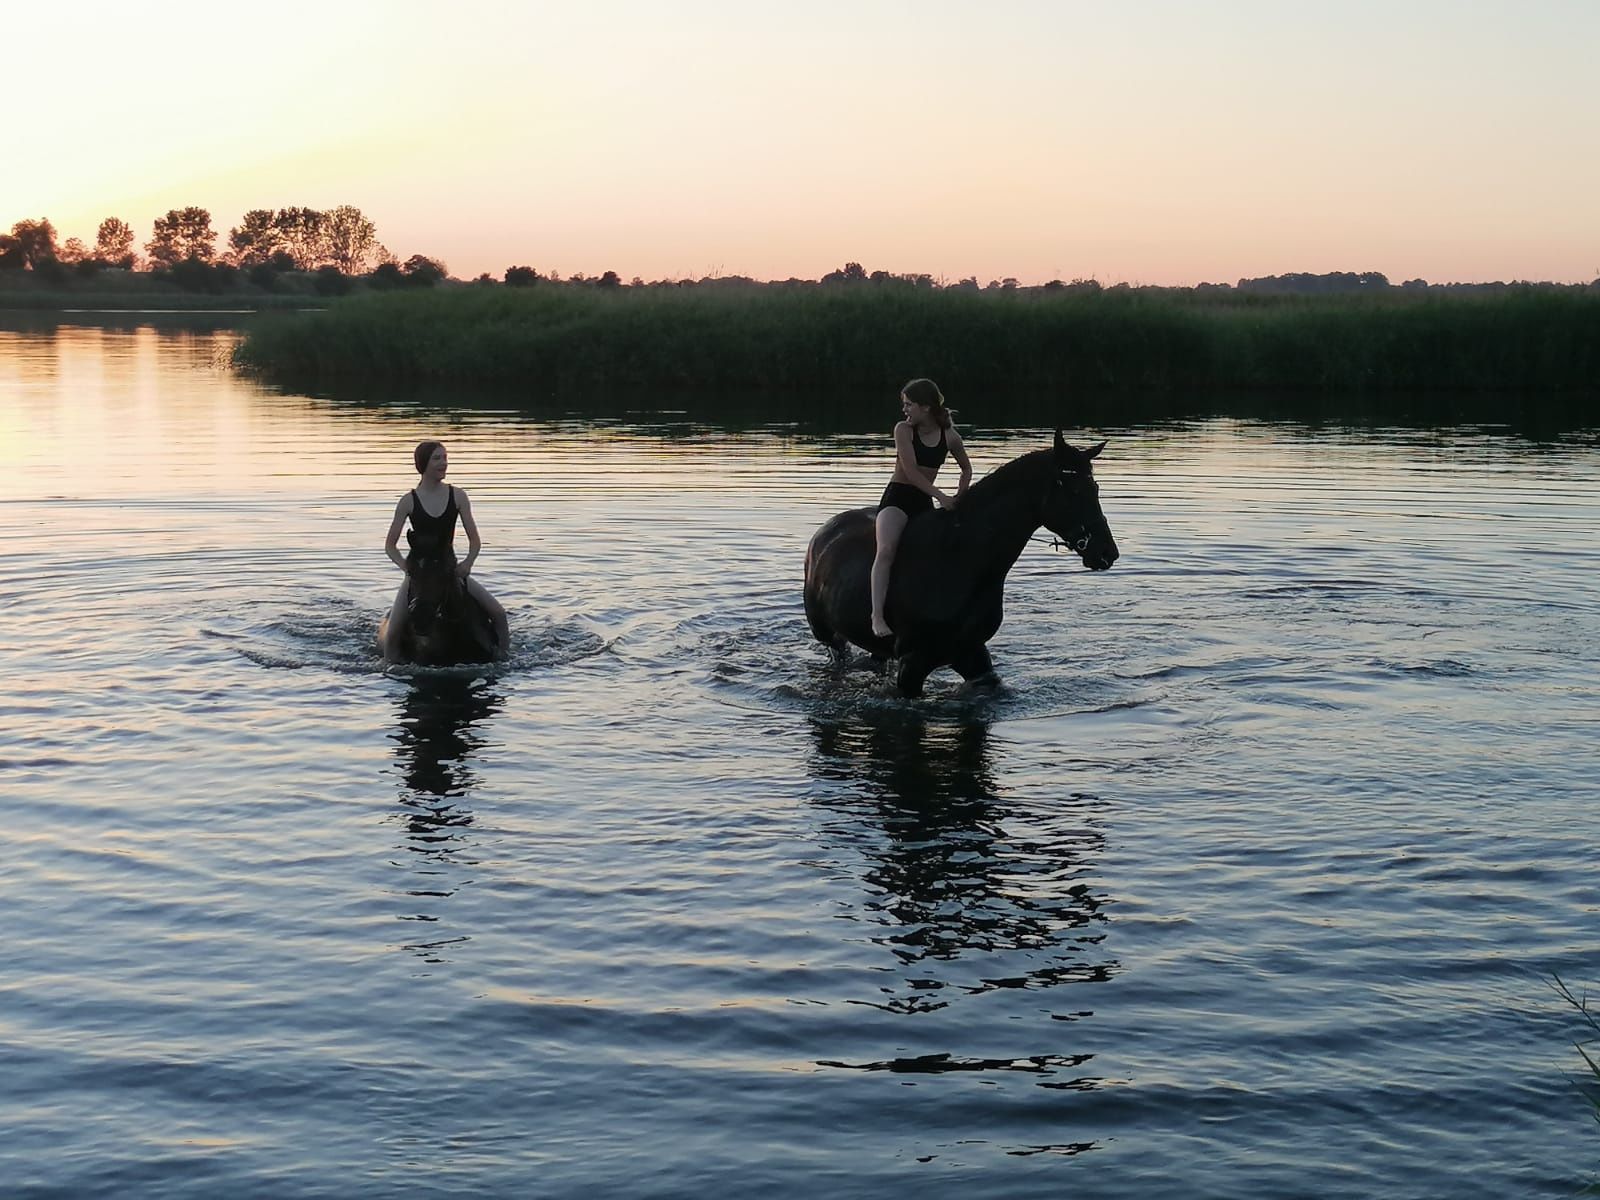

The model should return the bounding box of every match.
[390,676,503,802]
[7,315,1600,1197]
[386,677,502,963]
[807,712,1114,1094]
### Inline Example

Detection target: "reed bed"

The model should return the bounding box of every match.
[233,284,1600,416]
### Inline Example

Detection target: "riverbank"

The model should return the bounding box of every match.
[232,285,1600,414]
[0,270,327,311]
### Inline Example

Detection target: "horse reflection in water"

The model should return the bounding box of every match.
[387,677,503,964]
[807,712,1115,1101]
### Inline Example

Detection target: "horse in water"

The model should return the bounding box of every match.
[378,535,503,667]
[804,431,1117,696]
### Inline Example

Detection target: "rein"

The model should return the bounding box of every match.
[1034,533,1093,554]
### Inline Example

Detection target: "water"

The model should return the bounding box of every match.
[3,316,1598,1197]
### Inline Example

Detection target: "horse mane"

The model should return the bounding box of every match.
[957,448,1052,515]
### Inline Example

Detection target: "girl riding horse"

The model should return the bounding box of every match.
[382,440,509,662]
[870,378,973,638]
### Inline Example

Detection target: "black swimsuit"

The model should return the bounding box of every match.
[879,428,948,516]
[408,485,458,555]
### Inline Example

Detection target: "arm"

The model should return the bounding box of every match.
[893,423,955,506]
[384,494,411,571]
[456,489,483,577]
[948,427,973,502]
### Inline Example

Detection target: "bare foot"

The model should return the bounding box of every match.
[870,615,893,638]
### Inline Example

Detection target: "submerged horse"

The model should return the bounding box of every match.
[804,431,1117,696]
[378,534,503,667]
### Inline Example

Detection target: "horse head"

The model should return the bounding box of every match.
[405,533,467,645]
[1043,430,1119,571]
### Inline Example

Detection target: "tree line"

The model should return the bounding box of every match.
[6,209,1595,300]
[0,207,448,293]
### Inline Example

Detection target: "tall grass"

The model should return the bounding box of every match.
[233,284,1600,418]
[1555,977,1600,1122]
[1553,976,1600,1195]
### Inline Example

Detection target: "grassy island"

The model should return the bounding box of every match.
[232,283,1600,420]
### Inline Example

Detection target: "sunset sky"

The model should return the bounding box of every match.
[8,0,1597,285]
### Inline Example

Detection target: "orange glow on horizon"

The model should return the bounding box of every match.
[6,0,1597,287]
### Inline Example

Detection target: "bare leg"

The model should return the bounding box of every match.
[870,506,907,639]
[383,578,410,662]
[464,576,510,659]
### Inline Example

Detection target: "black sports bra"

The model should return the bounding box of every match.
[912,427,949,470]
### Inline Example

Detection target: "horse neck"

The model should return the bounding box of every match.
[953,451,1048,581]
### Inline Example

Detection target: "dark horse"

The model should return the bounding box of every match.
[378,533,503,667]
[804,431,1117,696]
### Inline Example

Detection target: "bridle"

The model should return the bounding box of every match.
[1040,463,1097,555]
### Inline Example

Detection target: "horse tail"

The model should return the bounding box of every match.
[802,533,836,646]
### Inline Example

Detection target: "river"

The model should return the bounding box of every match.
[3,314,1598,1197]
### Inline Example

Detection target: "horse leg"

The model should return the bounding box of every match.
[951,643,1000,688]
[895,649,938,697]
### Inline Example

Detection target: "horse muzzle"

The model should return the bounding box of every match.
[1078,535,1119,572]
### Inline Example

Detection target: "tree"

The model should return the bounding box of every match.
[0,236,21,269]
[821,261,868,284]
[596,269,621,288]
[169,257,228,292]
[504,265,540,287]
[273,207,326,270]
[59,237,89,264]
[401,255,446,286]
[10,219,60,268]
[228,209,281,267]
[146,207,216,267]
[322,205,378,274]
[94,217,137,268]
[313,264,354,296]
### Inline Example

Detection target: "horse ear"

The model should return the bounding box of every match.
[1054,428,1068,458]
[1085,440,1106,460]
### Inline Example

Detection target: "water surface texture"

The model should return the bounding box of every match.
[3,318,1598,1197]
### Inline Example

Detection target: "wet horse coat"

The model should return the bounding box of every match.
[378,534,502,667]
[804,433,1117,696]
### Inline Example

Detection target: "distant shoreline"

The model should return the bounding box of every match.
[0,285,318,313]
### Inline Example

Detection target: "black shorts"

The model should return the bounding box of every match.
[878,481,932,518]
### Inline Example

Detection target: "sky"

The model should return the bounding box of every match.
[7,0,1598,285]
